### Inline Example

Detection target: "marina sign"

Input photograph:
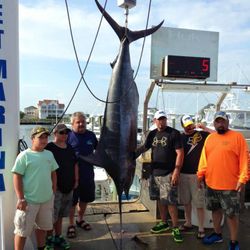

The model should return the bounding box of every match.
[0,1,19,249]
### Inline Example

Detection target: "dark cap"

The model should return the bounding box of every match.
[30,126,50,138]
[53,123,71,133]
[214,111,228,121]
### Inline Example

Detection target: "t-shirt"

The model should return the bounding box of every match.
[11,148,59,203]
[181,131,209,174]
[45,142,77,194]
[144,126,182,176]
[67,130,98,182]
[197,130,249,190]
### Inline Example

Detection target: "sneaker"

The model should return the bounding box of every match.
[171,228,183,243]
[45,236,55,250]
[229,240,240,250]
[150,221,170,234]
[54,235,70,249]
[203,232,223,245]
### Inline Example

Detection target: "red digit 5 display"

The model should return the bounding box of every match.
[163,55,210,79]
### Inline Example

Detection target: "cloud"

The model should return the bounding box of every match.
[19,1,164,65]
[18,0,250,114]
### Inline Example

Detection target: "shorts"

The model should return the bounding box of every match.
[153,173,178,205]
[206,187,240,217]
[72,180,95,205]
[178,174,205,208]
[14,197,54,237]
[54,190,73,221]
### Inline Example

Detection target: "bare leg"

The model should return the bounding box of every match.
[14,235,26,250]
[46,229,53,237]
[77,202,88,222]
[227,215,239,242]
[183,203,192,226]
[197,207,205,232]
[158,200,168,223]
[54,217,63,236]
[69,206,76,226]
[35,229,46,248]
[212,209,223,234]
[168,205,179,228]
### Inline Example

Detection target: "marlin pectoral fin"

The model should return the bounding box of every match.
[79,152,102,167]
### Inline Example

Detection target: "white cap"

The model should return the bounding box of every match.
[154,110,167,120]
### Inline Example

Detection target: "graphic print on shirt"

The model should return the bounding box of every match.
[187,132,202,155]
[152,136,168,147]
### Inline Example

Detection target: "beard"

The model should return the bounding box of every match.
[216,128,228,134]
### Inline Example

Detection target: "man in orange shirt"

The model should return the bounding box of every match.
[197,111,248,250]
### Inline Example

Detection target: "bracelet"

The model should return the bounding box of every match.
[18,199,26,203]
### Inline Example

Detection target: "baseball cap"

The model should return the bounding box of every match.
[30,126,50,138]
[154,110,167,120]
[53,123,71,133]
[214,111,228,121]
[181,115,194,128]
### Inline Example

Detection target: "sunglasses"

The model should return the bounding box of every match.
[58,130,69,135]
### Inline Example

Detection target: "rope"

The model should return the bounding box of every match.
[64,0,153,105]
[133,0,152,80]
[51,1,154,133]
[50,0,108,133]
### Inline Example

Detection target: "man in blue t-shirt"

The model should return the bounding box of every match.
[67,112,98,237]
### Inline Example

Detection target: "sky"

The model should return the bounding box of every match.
[18,0,250,115]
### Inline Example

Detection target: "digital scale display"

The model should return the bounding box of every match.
[162,55,210,79]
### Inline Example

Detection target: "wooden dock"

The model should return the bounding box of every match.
[63,203,250,250]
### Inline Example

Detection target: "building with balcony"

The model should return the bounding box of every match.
[37,99,65,119]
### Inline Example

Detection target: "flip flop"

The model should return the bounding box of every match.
[197,231,206,239]
[67,225,76,238]
[76,220,92,231]
[179,224,194,231]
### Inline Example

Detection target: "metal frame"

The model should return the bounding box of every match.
[142,80,250,133]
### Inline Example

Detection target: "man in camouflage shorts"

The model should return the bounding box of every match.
[137,110,184,243]
[197,111,248,250]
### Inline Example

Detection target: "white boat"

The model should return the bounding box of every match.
[94,167,112,202]
[203,105,250,139]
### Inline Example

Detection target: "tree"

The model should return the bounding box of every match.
[20,111,25,119]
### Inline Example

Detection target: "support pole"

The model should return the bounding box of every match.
[143,81,156,134]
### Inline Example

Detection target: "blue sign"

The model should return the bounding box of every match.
[0,2,6,192]
[0,173,5,191]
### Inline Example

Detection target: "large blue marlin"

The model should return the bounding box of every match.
[82,0,163,204]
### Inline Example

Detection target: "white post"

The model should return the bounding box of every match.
[0,1,19,250]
